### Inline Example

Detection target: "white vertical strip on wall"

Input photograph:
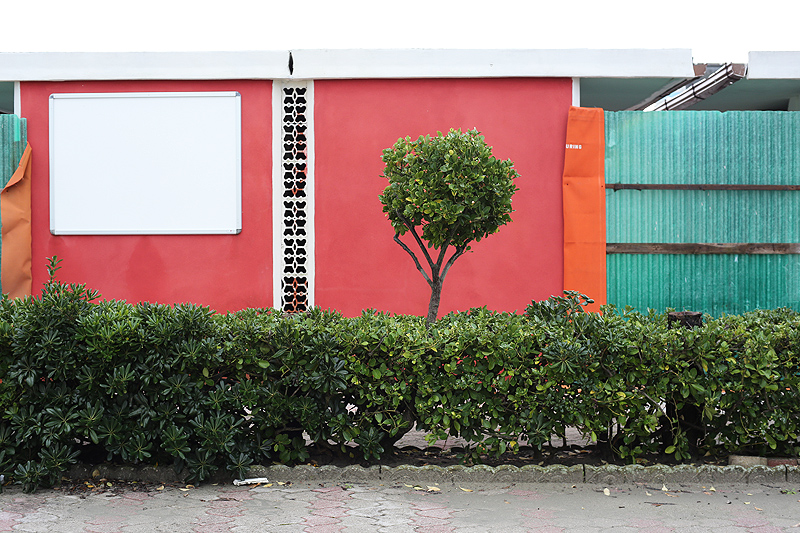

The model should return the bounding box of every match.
[305,81,315,311]
[272,80,314,311]
[572,77,581,107]
[13,82,21,116]
[271,82,283,310]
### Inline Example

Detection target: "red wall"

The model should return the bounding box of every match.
[21,80,272,312]
[314,78,571,317]
[20,77,570,316]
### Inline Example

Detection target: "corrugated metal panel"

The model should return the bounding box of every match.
[606,111,800,316]
[605,111,800,186]
[0,114,27,188]
[607,255,800,316]
[606,190,800,243]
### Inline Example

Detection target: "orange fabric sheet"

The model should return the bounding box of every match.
[562,107,605,311]
[2,142,32,298]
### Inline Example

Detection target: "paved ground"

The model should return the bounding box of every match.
[2,479,800,532]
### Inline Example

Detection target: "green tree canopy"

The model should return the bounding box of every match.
[379,129,520,325]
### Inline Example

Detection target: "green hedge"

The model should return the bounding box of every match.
[1,260,799,491]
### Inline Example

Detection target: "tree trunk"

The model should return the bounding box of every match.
[426,280,443,327]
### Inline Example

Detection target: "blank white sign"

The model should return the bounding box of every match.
[49,91,242,234]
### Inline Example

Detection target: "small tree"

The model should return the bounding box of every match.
[379,129,520,326]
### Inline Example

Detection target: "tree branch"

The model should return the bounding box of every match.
[439,244,468,284]
[434,225,459,273]
[393,211,436,271]
[393,233,433,286]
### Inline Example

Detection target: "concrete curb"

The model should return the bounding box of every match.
[68,462,798,486]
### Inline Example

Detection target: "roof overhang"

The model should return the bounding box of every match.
[288,48,695,79]
[747,51,800,79]
[0,48,694,81]
[2,49,798,112]
[0,51,290,81]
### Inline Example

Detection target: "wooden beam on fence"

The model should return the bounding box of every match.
[606,183,800,191]
[607,243,800,255]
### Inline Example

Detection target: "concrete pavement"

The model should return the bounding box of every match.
[2,478,800,532]
[4,426,800,531]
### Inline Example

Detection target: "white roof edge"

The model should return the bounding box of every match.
[0,49,695,81]
[291,48,696,79]
[747,51,800,79]
[0,51,290,81]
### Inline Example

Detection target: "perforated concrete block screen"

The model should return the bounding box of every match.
[49,92,242,234]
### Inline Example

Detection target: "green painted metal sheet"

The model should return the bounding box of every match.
[1,114,27,188]
[607,254,800,316]
[606,111,800,316]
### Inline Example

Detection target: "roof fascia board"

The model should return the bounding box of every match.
[290,48,695,79]
[747,51,800,79]
[0,51,290,81]
[0,49,694,81]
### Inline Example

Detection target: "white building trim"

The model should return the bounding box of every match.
[289,48,696,79]
[572,78,580,106]
[272,80,315,311]
[0,51,289,81]
[0,49,695,82]
[272,82,282,310]
[13,81,21,115]
[747,51,800,79]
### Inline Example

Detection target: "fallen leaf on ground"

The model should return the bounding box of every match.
[645,491,652,496]
[661,484,668,492]
[603,488,610,496]
[755,507,763,511]
[460,488,473,492]
[157,485,164,491]
[427,486,441,492]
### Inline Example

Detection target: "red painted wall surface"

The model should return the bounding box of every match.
[314,78,571,317]
[21,80,272,312]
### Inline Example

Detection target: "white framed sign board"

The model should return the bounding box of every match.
[49,91,242,234]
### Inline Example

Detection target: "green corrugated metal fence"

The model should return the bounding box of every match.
[605,111,800,316]
[1,114,27,188]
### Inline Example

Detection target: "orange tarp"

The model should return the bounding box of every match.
[562,107,605,311]
[2,142,32,298]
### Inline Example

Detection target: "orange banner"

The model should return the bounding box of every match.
[562,107,605,311]
[2,142,32,298]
